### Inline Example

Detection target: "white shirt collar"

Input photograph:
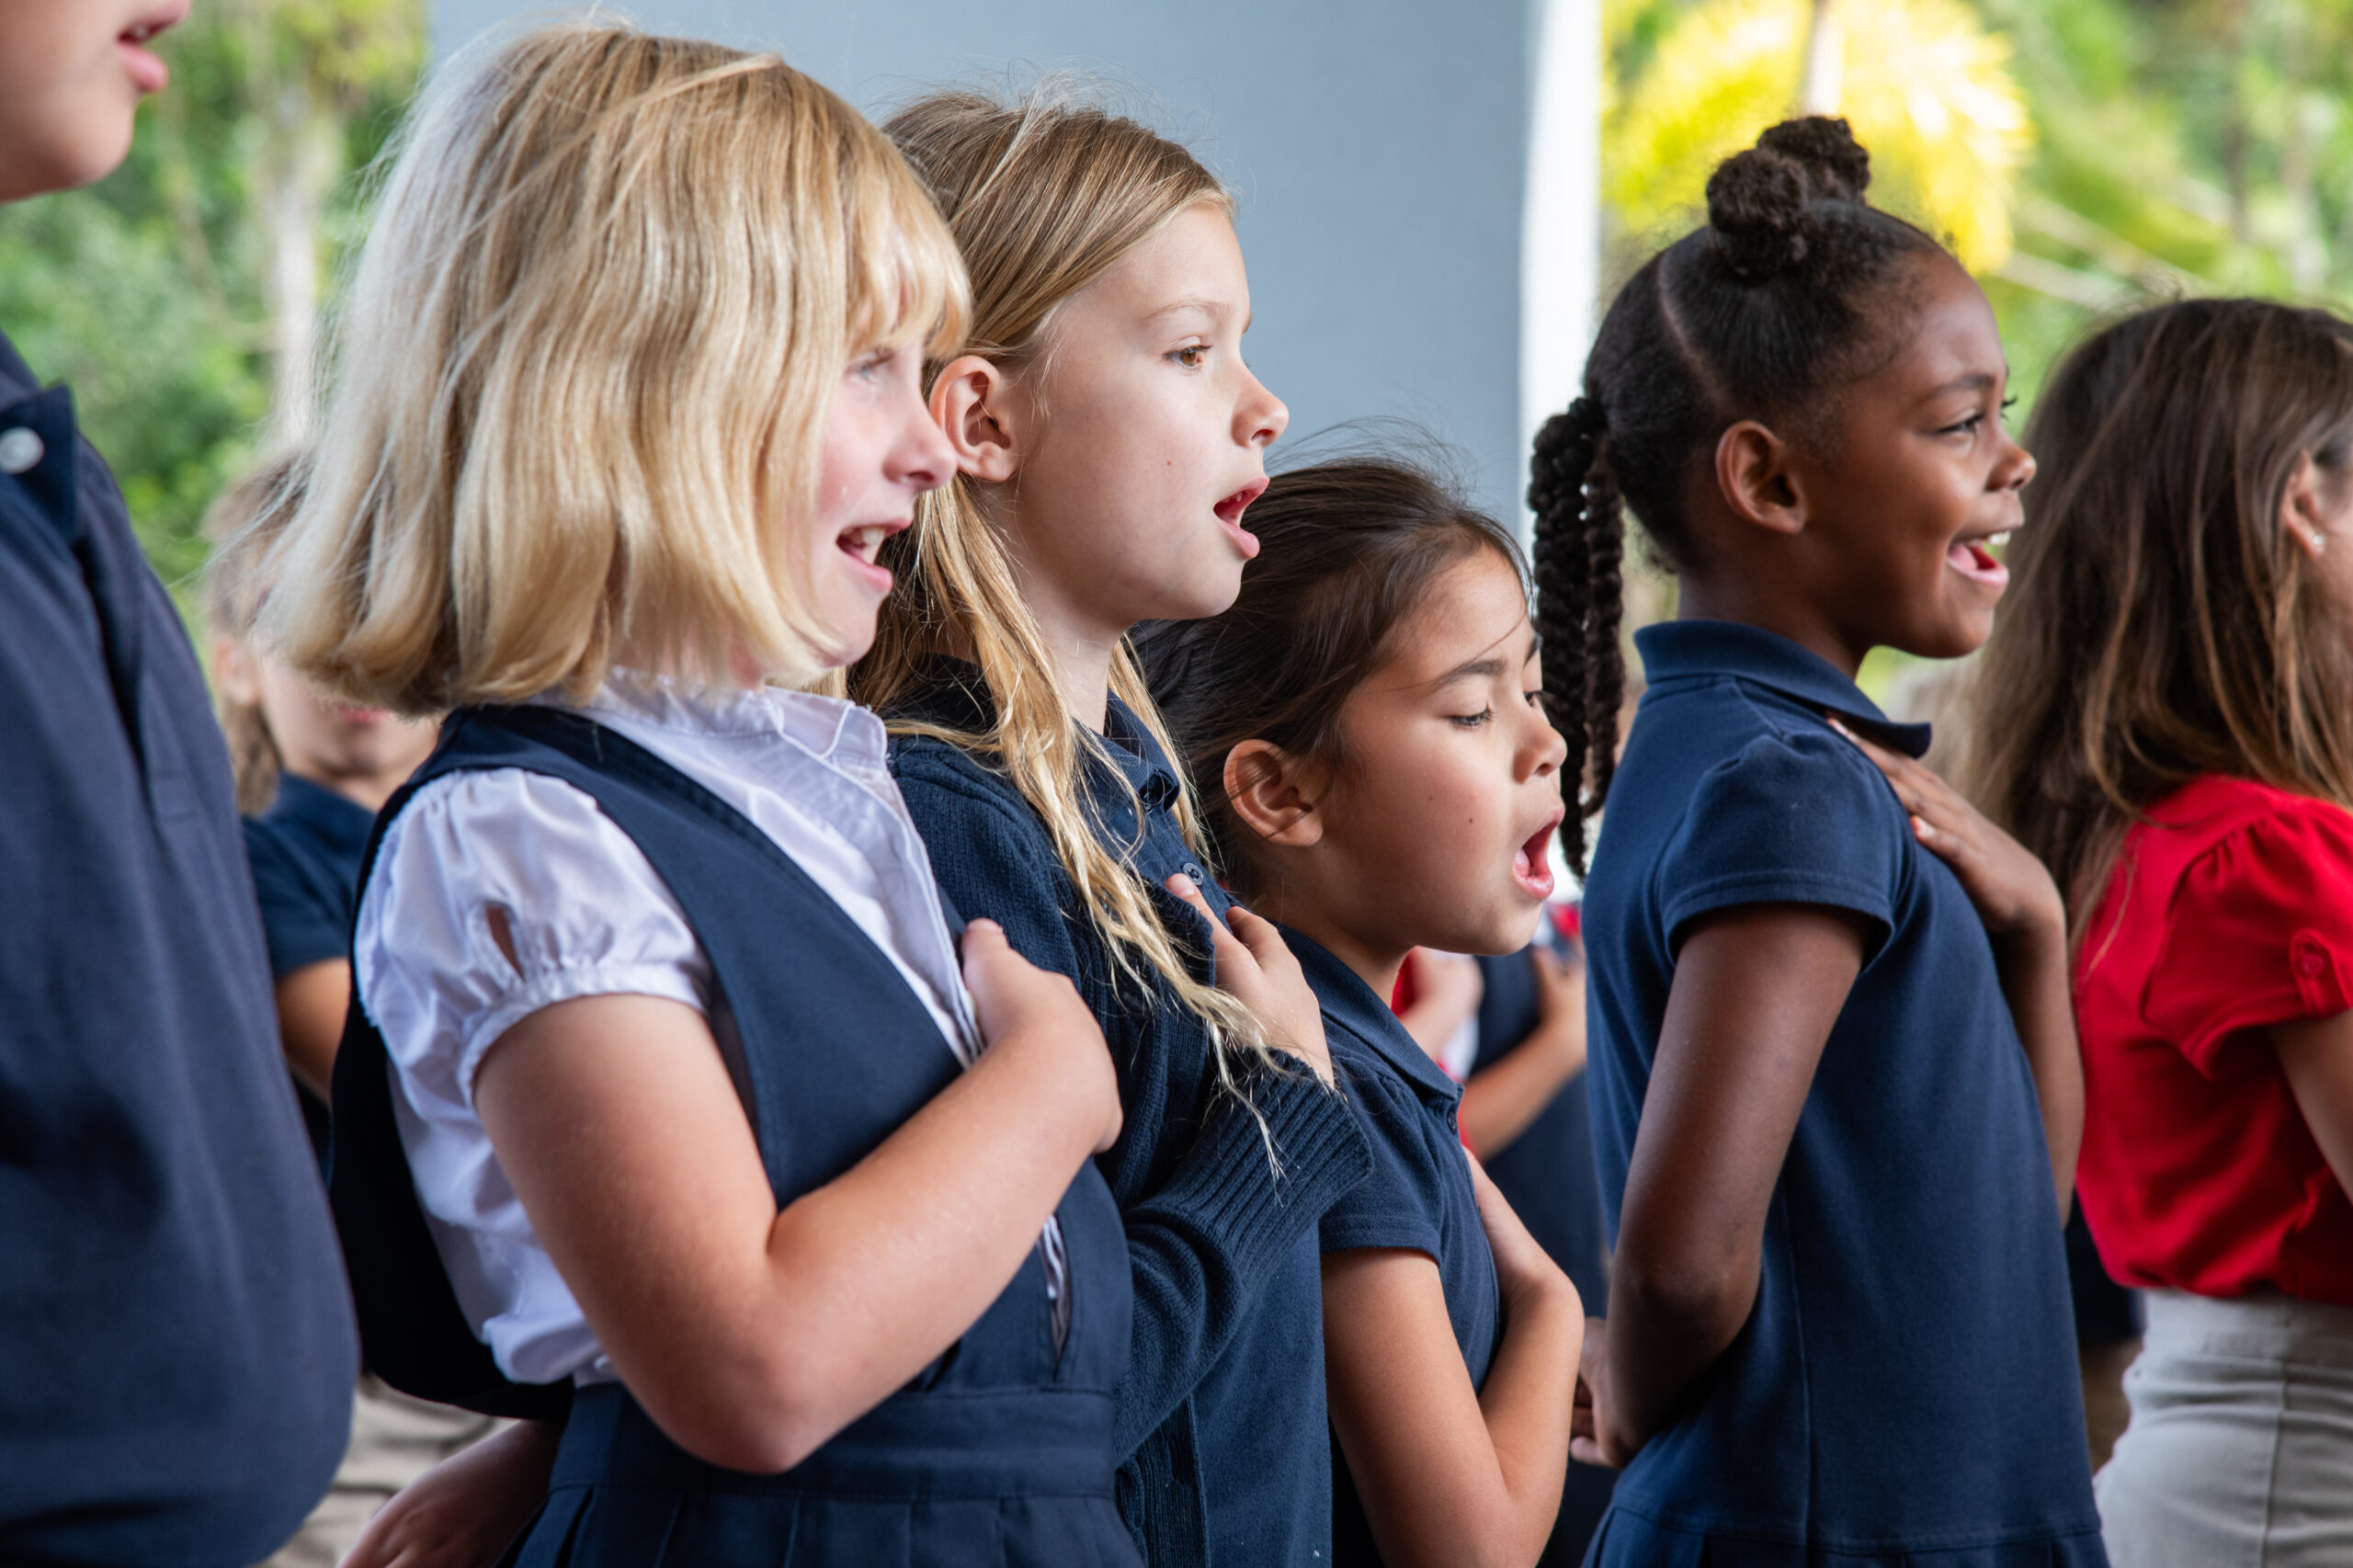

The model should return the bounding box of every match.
[555,669,887,768]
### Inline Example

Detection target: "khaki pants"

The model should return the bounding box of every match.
[263,1377,506,1567]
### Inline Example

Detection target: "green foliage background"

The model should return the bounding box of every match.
[0,1,420,599]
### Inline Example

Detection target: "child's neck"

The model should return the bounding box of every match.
[1677,575,1868,679]
[1242,882,1408,1006]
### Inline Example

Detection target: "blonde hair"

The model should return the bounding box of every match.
[266,22,969,711]
[203,454,309,815]
[852,85,1288,1096]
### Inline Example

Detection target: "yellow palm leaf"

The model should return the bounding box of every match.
[1609,0,2033,272]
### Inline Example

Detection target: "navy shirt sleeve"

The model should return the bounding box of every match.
[244,816,351,978]
[1320,1033,1449,1260]
[1654,726,1905,953]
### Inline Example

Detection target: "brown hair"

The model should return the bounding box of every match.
[850,84,1286,1087]
[1133,456,1527,894]
[202,454,308,815]
[1964,298,2353,947]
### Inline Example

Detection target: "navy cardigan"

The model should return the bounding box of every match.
[0,333,356,1563]
[887,665,1371,1566]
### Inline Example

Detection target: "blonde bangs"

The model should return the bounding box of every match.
[265,22,968,712]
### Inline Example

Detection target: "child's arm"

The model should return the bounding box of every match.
[1323,1160,1581,1568]
[1458,945,1586,1157]
[1836,722,2082,1208]
[273,960,348,1102]
[2273,1013,2353,1200]
[471,917,1121,1473]
[1596,902,1867,1465]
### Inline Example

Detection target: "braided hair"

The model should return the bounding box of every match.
[1533,116,1946,873]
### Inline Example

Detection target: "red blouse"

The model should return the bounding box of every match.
[2074,775,2353,1308]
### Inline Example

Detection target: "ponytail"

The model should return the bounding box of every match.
[1529,396,1623,875]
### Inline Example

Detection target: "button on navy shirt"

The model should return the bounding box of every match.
[1580,621,2101,1563]
[0,335,355,1563]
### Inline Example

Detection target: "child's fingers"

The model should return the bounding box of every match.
[1220,901,1295,975]
[1164,872,1256,969]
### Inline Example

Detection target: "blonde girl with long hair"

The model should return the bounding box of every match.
[848,86,1374,1566]
[271,26,1140,1567]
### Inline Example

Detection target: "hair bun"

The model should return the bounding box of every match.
[1704,116,1872,280]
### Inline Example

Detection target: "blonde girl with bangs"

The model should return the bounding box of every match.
[267,25,1142,1568]
[851,86,1375,1566]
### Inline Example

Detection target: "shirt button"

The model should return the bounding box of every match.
[0,426,43,475]
[1182,862,1205,884]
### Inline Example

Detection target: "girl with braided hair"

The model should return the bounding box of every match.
[1540,118,2102,1564]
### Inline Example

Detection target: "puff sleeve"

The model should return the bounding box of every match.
[2141,800,2353,1076]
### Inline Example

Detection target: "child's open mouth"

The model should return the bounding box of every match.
[1213,482,1267,561]
[1512,811,1564,902]
[836,519,905,592]
[119,4,186,93]
[1945,530,2011,587]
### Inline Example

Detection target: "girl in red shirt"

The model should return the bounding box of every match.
[1970,298,2353,1567]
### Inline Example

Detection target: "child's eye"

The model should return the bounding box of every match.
[1449,707,1495,728]
[1523,688,1544,707]
[1940,413,1984,437]
[1170,345,1209,369]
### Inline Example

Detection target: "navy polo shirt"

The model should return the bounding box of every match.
[245,773,375,980]
[887,662,1370,1568]
[0,334,356,1562]
[1580,620,2101,1563]
[1291,929,1499,1568]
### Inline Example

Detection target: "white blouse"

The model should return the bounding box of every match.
[354,675,990,1386]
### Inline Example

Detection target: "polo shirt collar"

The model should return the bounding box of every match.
[1281,925,1461,1103]
[1099,692,1184,812]
[1633,619,1933,759]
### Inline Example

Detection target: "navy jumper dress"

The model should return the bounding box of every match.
[1578,621,2102,1566]
[329,705,1139,1566]
[886,663,1372,1566]
[1287,929,1500,1568]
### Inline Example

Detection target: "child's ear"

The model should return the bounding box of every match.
[1715,420,1809,538]
[1223,740,1324,850]
[2280,451,2332,560]
[928,355,1020,484]
[212,636,264,707]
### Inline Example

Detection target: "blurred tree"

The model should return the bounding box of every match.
[0,0,422,595]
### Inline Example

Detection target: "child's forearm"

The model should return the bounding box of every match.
[1470,1270,1583,1562]
[1993,919,2083,1210]
[1458,1031,1581,1156]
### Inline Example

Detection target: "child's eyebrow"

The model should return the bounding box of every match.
[1924,369,2003,399]
[1146,297,1227,324]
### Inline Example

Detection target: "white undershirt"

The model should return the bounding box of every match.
[353,675,993,1386]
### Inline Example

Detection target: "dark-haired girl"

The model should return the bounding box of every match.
[1966,299,2353,1567]
[1535,118,2102,1563]
[1139,459,1584,1568]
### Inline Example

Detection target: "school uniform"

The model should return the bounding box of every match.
[887,661,1373,1566]
[246,772,375,1156]
[1580,620,2102,1566]
[1466,949,1616,1564]
[1288,928,1499,1568]
[0,334,356,1562]
[332,679,1138,1564]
